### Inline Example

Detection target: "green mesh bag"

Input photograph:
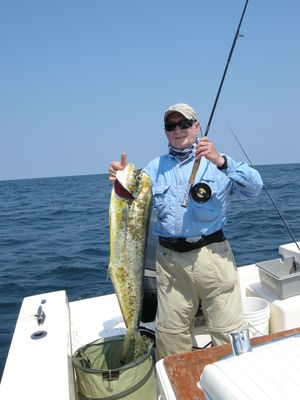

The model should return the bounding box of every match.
[73,335,156,400]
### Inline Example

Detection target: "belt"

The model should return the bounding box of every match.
[159,229,226,253]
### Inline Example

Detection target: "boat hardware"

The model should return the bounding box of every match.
[181,0,249,207]
[229,328,252,356]
[31,330,48,340]
[35,304,46,326]
[227,123,300,256]
[292,259,300,273]
[287,257,300,273]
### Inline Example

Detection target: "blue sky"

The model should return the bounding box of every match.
[1,0,299,181]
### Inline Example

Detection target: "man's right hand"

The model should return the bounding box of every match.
[108,152,127,182]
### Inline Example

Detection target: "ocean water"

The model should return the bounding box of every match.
[1,163,300,379]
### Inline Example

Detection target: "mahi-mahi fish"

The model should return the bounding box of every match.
[108,163,152,364]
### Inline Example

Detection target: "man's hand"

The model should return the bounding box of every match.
[195,137,225,167]
[108,152,127,182]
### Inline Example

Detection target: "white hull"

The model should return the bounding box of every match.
[1,241,300,399]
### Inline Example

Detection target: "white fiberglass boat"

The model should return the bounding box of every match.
[1,240,300,400]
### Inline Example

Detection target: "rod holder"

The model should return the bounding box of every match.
[229,328,252,356]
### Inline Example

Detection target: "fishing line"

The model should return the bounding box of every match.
[227,123,300,253]
[181,0,249,207]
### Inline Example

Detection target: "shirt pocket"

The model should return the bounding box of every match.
[191,178,219,222]
[152,184,170,219]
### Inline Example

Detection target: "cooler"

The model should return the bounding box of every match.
[200,334,300,400]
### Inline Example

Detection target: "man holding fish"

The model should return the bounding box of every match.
[109,103,263,361]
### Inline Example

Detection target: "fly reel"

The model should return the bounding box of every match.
[191,182,211,203]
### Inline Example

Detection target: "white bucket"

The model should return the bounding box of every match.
[242,297,270,338]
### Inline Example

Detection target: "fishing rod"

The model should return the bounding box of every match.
[181,0,249,207]
[227,123,300,254]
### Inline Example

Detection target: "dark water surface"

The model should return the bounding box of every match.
[1,164,300,379]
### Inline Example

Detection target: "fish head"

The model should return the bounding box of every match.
[114,163,145,200]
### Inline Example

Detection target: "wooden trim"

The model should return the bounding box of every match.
[163,327,300,400]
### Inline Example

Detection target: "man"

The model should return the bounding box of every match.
[109,103,263,360]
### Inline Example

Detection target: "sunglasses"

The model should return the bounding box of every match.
[165,119,195,132]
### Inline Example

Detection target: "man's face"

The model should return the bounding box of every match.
[165,112,200,150]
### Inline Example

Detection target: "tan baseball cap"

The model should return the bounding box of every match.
[164,103,198,123]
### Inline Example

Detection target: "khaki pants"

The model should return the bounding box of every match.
[155,239,244,361]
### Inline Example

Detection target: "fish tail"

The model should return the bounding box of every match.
[120,328,147,364]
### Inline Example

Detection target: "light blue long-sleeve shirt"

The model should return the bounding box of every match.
[144,153,263,238]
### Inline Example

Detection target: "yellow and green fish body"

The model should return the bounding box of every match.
[108,163,152,364]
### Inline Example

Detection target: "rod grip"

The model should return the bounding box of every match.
[188,159,200,185]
